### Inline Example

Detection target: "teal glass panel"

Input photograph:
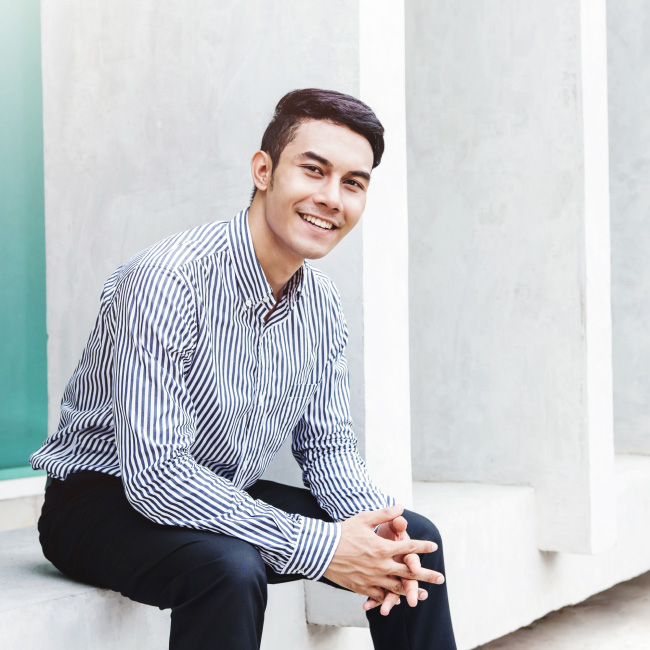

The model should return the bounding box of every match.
[0,0,48,471]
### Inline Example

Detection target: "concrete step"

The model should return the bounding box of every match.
[475,570,650,650]
[3,454,649,650]
[420,454,650,649]
[0,475,46,532]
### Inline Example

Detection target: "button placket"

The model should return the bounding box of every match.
[256,331,268,413]
[235,319,262,486]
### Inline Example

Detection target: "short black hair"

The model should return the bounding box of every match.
[251,88,384,200]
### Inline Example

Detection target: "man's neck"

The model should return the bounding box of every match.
[247,198,303,301]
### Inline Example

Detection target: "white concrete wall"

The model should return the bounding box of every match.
[41,0,364,488]
[607,0,650,455]
[405,0,614,553]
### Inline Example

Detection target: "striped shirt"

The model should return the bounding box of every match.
[30,208,393,580]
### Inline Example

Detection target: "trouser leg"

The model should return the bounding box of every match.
[366,510,457,650]
[38,472,267,650]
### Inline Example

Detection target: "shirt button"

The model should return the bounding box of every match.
[258,394,264,406]
[263,296,271,304]
[245,299,252,307]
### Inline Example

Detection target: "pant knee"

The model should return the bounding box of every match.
[403,510,443,549]
[167,537,268,608]
[223,543,268,590]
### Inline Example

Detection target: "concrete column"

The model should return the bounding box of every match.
[359,0,412,506]
[607,0,650,455]
[406,0,615,553]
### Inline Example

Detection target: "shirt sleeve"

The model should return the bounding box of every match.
[291,298,396,522]
[111,264,340,580]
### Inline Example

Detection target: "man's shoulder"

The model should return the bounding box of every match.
[138,219,231,271]
[303,263,344,314]
[102,219,232,303]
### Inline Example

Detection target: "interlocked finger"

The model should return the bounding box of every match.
[404,553,421,574]
[377,576,407,595]
[388,538,437,557]
[388,560,443,584]
[367,586,388,603]
[380,590,401,616]
[402,575,419,607]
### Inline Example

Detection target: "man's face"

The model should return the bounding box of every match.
[259,119,374,265]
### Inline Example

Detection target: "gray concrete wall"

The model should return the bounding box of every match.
[608,0,650,454]
[407,0,583,485]
[41,0,364,485]
[405,0,614,553]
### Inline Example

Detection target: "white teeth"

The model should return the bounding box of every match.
[300,213,333,230]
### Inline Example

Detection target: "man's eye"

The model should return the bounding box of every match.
[344,179,364,190]
[304,165,322,174]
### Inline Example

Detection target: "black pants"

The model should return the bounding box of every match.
[38,471,456,650]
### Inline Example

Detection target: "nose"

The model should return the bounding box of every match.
[314,176,342,212]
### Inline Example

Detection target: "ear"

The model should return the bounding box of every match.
[251,150,273,192]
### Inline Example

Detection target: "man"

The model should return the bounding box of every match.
[31,88,456,650]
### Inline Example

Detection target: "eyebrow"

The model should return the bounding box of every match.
[298,151,372,183]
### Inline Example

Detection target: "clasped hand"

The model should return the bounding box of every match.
[323,505,445,617]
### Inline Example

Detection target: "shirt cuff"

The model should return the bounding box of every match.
[281,516,341,580]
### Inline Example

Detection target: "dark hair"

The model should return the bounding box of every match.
[251,88,384,200]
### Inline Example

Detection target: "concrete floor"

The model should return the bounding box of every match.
[474,570,650,650]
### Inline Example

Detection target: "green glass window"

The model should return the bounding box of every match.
[0,0,48,478]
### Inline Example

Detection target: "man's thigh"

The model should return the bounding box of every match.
[39,472,439,599]
[39,471,268,608]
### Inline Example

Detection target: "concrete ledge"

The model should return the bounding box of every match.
[0,526,374,650]
[0,476,47,532]
[0,526,170,650]
[4,455,648,650]
[438,454,650,649]
[0,495,44,532]
[306,454,650,650]
[0,475,47,499]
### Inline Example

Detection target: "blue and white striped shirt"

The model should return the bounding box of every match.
[30,208,393,580]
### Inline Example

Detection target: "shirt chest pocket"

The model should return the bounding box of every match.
[275,383,319,434]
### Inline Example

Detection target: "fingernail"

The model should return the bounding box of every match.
[435,575,445,584]
[430,542,438,551]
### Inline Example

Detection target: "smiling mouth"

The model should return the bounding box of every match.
[299,213,336,230]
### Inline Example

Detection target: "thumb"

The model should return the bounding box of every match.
[362,505,405,527]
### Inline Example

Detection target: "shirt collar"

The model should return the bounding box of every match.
[227,208,307,310]
[285,264,307,309]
